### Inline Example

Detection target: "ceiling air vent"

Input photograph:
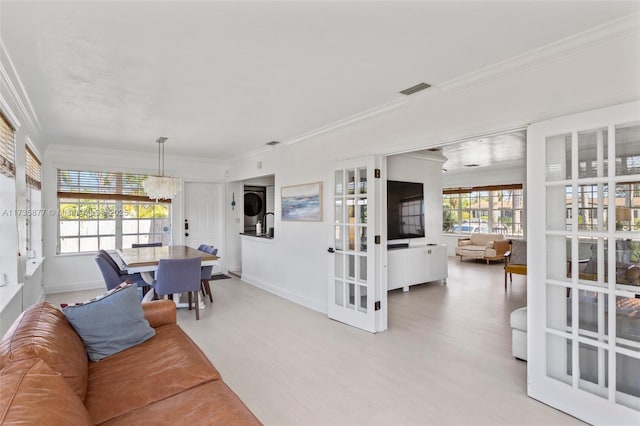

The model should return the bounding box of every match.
[400,82,431,96]
[266,141,280,146]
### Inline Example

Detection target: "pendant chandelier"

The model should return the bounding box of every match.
[143,137,179,201]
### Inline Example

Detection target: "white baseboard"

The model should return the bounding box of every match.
[44,280,105,295]
[240,273,326,314]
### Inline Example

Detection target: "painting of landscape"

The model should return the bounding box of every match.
[281,182,323,221]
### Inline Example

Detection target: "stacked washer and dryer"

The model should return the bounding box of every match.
[243,185,266,233]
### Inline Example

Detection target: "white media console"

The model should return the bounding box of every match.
[387,243,448,292]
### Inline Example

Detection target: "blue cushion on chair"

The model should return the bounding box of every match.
[62,282,155,361]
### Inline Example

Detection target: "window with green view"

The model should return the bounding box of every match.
[57,170,171,253]
[443,184,524,237]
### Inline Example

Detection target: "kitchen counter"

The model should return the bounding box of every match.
[240,232,274,240]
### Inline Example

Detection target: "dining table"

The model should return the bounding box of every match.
[115,245,220,306]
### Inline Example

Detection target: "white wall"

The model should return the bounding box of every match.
[224,180,244,273]
[0,175,17,286]
[227,21,640,314]
[42,145,226,293]
[0,40,45,308]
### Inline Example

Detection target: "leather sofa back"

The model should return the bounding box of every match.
[0,302,89,400]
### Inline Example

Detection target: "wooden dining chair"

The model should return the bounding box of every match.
[504,240,527,289]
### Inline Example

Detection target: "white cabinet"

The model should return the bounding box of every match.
[387,244,447,291]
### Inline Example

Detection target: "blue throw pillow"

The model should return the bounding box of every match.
[62,282,155,362]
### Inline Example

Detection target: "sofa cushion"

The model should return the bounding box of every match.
[469,233,505,246]
[99,380,261,426]
[455,245,487,258]
[62,282,155,362]
[0,358,92,425]
[0,302,89,401]
[85,324,221,424]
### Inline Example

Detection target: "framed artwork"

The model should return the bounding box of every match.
[281,182,323,221]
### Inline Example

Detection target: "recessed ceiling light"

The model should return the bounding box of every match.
[266,141,280,146]
[400,82,431,95]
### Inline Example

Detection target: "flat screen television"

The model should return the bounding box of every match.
[387,180,425,240]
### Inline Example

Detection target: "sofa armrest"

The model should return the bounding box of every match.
[493,240,510,256]
[142,300,177,328]
[458,239,472,246]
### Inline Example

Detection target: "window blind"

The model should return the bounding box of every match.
[26,146,42,189]
[443,183,522,195]
[0,112,16,177]
[57,169,171,203]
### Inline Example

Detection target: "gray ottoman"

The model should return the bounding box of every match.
[510,307,527,361]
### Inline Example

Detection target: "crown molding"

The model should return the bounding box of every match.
[283,97,409,146]
[45,144,227,167]
[269,12,639,150]
[226,144,275,164]
[398,152,447,164]
[439,12,640,92]
[0,40,42,138]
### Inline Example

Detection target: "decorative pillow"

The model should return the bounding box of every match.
[62,282,155,362]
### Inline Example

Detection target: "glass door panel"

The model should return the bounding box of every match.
[328,157,382,333]
[530,102,640,424]
[578,128,608,179]
[614,123,640,177]
[546,133,572,181]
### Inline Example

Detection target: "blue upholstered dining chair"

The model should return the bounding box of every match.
[94,252,147,292]
[203,245,218,255]
[197,245,217,302]
[153,257,202,320]
[131,242,162,248]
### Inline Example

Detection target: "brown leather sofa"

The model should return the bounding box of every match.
[0,300,261,425]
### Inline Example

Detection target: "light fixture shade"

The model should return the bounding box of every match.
[143,136,179,201]
[143,176,179,201]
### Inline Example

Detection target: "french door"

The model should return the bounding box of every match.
[528,101,640,424]
[328,156,387,333]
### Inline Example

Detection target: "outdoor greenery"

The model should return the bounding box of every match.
[59,201,169,220]
[442,188,524,236]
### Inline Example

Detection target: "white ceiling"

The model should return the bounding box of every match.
[1,1,639,160]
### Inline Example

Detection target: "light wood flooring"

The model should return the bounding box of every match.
[46,258,585,426]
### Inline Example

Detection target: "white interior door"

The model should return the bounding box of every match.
[184,182,224,256]
[328,156,386,333]
[528,101,640,424]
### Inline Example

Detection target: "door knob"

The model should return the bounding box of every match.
[327,247,335,253]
